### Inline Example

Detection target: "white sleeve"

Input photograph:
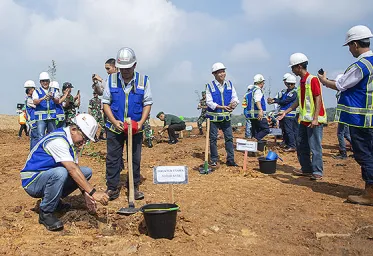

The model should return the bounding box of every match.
[205,88,218,110]
[336,64,364,92]
[254,89,263,102]
[101,75,112,104]
[230,85,240,104]
[44,138,76,163]
[143,78,153,106]
[27,98,36,108]
[32,91,39,100]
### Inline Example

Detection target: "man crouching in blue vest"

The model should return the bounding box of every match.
[206,62,239,167]
[20,114,109,231]
[102,47,153,201]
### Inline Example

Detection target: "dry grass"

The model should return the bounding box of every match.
[0,115,19,131]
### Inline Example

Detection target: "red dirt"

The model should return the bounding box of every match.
[0,123,372,255]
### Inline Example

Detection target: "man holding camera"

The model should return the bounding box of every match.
[62,82,80,126]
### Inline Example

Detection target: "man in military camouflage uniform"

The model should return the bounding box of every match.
[88,92,106,140]
[62,82,80,126]
[197,91,207,135]
[143,114,153,148]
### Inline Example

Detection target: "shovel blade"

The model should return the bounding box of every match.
[117,206,140,215]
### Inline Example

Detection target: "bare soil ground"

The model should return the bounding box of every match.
[0,116,372,255]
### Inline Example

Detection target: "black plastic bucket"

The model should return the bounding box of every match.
[258,157,277,174]
[257,140,267,152]
[141,203,179,239]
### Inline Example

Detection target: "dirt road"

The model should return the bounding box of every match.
[0,120,372,255]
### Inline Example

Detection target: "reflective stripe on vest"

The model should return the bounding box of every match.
[246,87,266,119]
[34,88,57,120]
[335,57,373,127]
[297,75,327,123]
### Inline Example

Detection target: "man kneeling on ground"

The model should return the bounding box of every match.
[20,114,109,231]
[156,112,186,144]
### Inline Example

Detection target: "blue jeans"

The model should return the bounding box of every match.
[245,119,252,138]
[281,117,298,148]
[337,123,351,152]
[349,127,373,185]
[29,128,38,150]
[210,120,234,163]
[297,124,323,176]
[35,119,57,142]
[24,166,92,213]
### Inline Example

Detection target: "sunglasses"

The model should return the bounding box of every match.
[40,80,50,83]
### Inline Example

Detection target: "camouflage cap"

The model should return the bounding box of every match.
[62,82,74,91]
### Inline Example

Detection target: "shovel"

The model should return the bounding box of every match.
[117,118,140,215]
[199,118,213,174]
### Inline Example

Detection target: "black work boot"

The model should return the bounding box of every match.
[147,138,153,148]
[106,188,120,201]
[134,185,144,200]
[39,211,64,231]
[332,151,347,160]
[199,128,203,135]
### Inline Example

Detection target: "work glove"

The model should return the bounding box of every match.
[123,120,140,135]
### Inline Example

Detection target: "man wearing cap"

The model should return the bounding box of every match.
[62,82,80,126]
[102,47,153,201]
[205,62,239,167]
[242,74,270,142]
[156,112,186,144]
[88,91,106,140]
[318,25,373,205]
[33,72,60,141]
[278,53,327,181]
[268,74,298,152]
[20,114,109,231]
[196,91,207,135]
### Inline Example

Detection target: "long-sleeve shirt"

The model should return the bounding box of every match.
[205,79,239,110]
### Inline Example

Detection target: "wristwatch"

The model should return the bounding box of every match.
[88,188,96,196]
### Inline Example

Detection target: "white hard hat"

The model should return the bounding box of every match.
[211,62,226,73]
[253,74,265,83]
[335,74,344,82]
[72,114,98,142]
[39,72,50,81]
[285,74,297,84]
[115,47,137,69]
[50,81,60,89]
[283,73,291,81]
[344,25,373,46]
[288,53,308,67]
[24,80,36,88]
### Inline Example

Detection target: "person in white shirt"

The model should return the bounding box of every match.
[205,62,239,167]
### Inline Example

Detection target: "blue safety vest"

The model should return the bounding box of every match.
[20,128,76,188]
[206,80,233,122]
[335,56,373,128]
[244,86,266,119]
[105,72,147,133]
[34,87,57,121]
[279,88,297,117]
[52,89,65,122]
[25,96,36,129]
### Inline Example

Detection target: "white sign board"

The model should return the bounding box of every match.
[270,128,282,136]
[185,125,193,131]
[153,166,188,184]
[236,139,257,152]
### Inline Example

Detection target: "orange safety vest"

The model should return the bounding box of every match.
[19,112,26,125]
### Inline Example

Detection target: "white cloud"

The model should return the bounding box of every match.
[222,39,270,63]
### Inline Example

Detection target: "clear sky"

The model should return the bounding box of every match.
[2,0,373,117]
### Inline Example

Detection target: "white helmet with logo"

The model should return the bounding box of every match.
[50,81,60,89]
[24,80,36,88]
[253,74,265,83]
[39,72,50,81]
[285,74,297,84]
[288,53,308,67]
[115,47,137,69]
[344,25,373,46]
[72,114,98,142]
[211,62,226,73]
[283,73,291,81]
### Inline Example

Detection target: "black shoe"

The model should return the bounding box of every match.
[55,200,71,212]
[168,139,178,144]
[106,188,120,201]
[39,211,64,231]
[134,186,144,200]
[332,151,347,159]
[147,138,153,148]
[209,161,217,167]
[226,161,239,167]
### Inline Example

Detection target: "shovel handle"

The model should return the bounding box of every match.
[204,119,210,162]
[127,118,135,204]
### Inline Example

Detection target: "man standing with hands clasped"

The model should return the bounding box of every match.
[278,53,327,180]
[102,47,153,201]
[318,25,373,205]
[205,62,239,167]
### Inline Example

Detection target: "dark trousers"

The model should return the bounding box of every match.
[18,124,28,137]
[106,129,143,190]
[250,118,270,141]
[349,127,373,185]
[280,117,298,148]
[167,123,186,141]
[210,120,234,162]
[337,123,351,152]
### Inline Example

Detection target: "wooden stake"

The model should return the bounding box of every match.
[169,184,174,203]
[243,150,248,171]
